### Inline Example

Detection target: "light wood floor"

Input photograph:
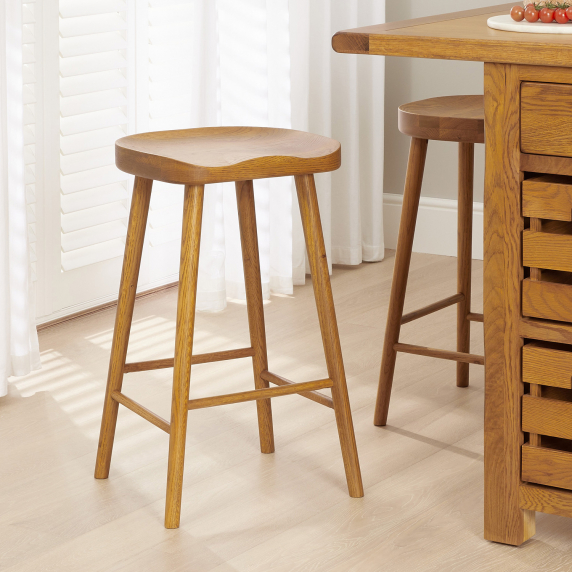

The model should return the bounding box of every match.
[3,251,572,571]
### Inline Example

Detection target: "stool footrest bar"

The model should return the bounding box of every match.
[401,294,464,325]
[261,370,335,409]
[111,391,171,433]
[124,347,256,373]
[394,343,485,365]
[187,378,333,411]
[467,312,484,323]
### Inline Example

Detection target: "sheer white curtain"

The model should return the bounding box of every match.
[0,0,39,397]
[189,0,385,311]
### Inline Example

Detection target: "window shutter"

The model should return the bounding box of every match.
[59,0,131,272]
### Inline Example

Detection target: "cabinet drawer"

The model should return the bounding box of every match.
[523,175,572,221]
[522,82,572,157]
[523,343,572,388]
[523,230,572,272]
[522,277,572,323]
[522,444,572,490]
[523,395,572,439]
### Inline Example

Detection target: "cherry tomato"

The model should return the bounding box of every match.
[511,5,525,21]
[555,8,569,24]
[524,5,540,22]
[540,7,555,23]
[566,6,572,20]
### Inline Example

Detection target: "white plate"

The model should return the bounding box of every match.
[487,14,572,34]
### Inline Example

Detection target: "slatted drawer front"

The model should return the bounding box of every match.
[523,343,572,388]
[523,395,572,439]
[523,175,572,221]
[522,82,572,158]
[523,278,572,323]
[522,444,572,491]
[523,230,572,273]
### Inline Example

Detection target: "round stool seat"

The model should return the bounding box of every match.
[398,95,484,144]
[116,126,341,185]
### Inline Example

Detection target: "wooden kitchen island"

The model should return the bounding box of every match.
[334,4,572,547]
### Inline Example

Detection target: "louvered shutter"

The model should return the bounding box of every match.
[59,0,131,272]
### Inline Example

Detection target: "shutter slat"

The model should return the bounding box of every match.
[61,238,125,271]
[59,0,126,19]
[62,202,128,233]
[60,52,127,77]
[61,126,124,155]
[60,89,127,117]
[61,70,127,97]
[60,32,127,58]
[60,145,116,176]
[61,183,128,214]
[60,108,127,136]
[59,14,127,39]
[61,165,127,195]
[61,220,126,252]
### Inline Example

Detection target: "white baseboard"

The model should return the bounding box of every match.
[383,193,484,260]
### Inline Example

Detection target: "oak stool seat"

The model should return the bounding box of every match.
[375,96,485,427]
[95,126,363,529]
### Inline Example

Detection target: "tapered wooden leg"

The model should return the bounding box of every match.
[374,138,428,427]
[294,174,363,498]
[236,180,275,454]
[165,184,204,529]
[457,142,474,388]
[95,177,152,479]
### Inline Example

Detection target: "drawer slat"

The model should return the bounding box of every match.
[522,82,572,158]
[523,175,572,221]
[523,278,572,323]
[523,230,572,273]
[523,395,572,439]
[522,444,572,491]
[520,483,572,519]
[523,344,572,388]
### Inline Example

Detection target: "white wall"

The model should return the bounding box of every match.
[384,0,502,204]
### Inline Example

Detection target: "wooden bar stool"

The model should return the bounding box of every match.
[94,126,364,528]
[374,96,486,427]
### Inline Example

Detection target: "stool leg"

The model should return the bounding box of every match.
[165,184,205,529]
[374,138,428,427]
[95,177,152,479]
[457,142,474,388]
[236,180,275,454]
[294,174,364,498]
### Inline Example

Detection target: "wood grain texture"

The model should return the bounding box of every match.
[236,180,274,454]
[186,379,333,411]
[523,343,572,389]
[111,391,170,434]
[332,5,572,67]
[523,278,572,324]
[165,184,205,529]
[116,127,341,185]
[528,384,542,448]
[457,142,475,388]
[520,483,572,519]
[521,317,572,346]
[523,175,572,221]
[94,177,152,480]
[522,444,572,491]
[261,370,334,409]
[400,293,463,325]
[398,96,484,144]
[522,395,572,441]
[521,154,572,177]
[483,63,534,546]
[523,230,572,273]
[394,343,484,365]
[123,348,255,373]
[375,138,428,427]
[294,173,363,498]
[522,83,572,158]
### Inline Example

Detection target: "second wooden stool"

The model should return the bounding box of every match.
[374,95,485,427]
